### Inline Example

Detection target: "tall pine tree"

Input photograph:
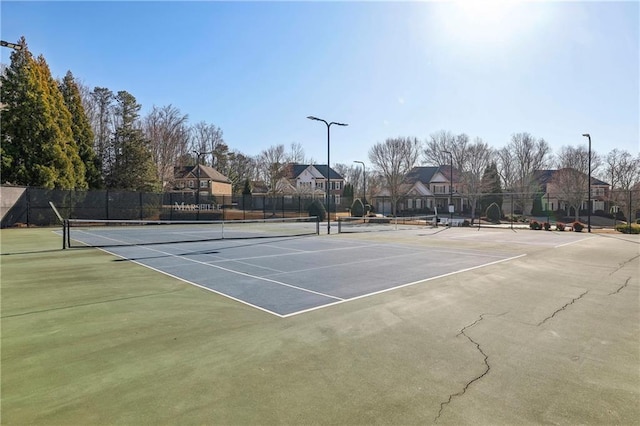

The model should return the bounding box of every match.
[1,37,86,189]
[480,162,503,215]
[59,71,102,188]
[105,91,159,191]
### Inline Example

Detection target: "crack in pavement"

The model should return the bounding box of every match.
[609,254,640,276]
[434,313,506,423]
[609,277,631,296]
[537,291,589,326]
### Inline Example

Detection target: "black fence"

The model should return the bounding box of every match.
[2,186,638,229]
[0,187,358,228]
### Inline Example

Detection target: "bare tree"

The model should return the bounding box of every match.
[552,145,605,219]
[369,136,421,216]
[225,150,257,194]
[287,142,307,164]
[497,132,551,214]
[190,121,225,167]
[143,104,189,188]
[458,138,493,221]
[604,150,640,222]
[423,130,472,172]
[258,144,287,214]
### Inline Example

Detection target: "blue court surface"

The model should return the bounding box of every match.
[68,229,537,317]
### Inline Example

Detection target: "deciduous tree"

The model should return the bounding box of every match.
[369,136,421,216]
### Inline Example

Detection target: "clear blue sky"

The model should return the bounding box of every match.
[2,1,638,167]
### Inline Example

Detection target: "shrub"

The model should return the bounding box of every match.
[572,221,585,232]
[462,219,471,227]
[350,198,365,217]
[486,202,502,223]
[529,220,542,230]
[308,199,326,222]
[543,222,551,231]
[615,223,640,234]
[556,222,565,231]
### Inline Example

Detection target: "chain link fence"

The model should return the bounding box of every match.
[0,186,359,228]
[2,186,638,229]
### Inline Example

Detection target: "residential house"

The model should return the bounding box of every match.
[171,164,232,198]
[279,164,346,205]
[502,169,610,217]
[249,164,346,211]
[372,166,463,216]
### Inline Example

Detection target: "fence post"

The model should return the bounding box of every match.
[25,187,31,227]
[106,190,109,220]
[629,190,632,234]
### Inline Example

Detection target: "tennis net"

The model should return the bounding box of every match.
[64,216,320,248]
[337,215,435,233]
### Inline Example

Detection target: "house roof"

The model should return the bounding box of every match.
[174,165,231,184]
[283,164,344,180]
[405,166,459,184]
[535,169,609,187]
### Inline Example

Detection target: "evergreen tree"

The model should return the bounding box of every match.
[0,37,85,189]
[59,71,102,188]
[480,162,503,215]
[90,87,114,176]
[105,91,159,191]
[242,178,252,195]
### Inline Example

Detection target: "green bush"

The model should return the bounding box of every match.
[543,222,551,231]
[615,223,640,234]
[556,222,565,231]
[572,221,585,232]
[529,220,542,230]
[351,198,365,217]
[308,199,326,222]
[486,202,502,223]
[462,219,471,227]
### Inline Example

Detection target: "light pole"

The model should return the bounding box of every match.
[582,133,592,233]
[442,150,454,223]
[1,40,23,51]
[354,160,366,213]
[192,150,212,216]
[307,116,348,234]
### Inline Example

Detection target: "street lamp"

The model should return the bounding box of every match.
[1,40,23,51]
[353,160,366,212]
[582,133,592,233]
[442,150,454,223]
[307,116,348,234]
[192,150,212,216]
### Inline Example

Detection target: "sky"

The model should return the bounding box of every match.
[1,1,638,169]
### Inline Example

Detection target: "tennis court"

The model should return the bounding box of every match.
[64,221,564,317]
[3,224,638,425]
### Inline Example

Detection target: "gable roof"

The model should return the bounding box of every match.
[283,164,344,180]
[174,165,231,183]
[535,169,609,188]
[405,166,459,184]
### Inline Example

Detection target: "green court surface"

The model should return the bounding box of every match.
[1,227,639,424]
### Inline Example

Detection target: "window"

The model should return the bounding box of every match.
[200,180,208,188]
[433,185,446,194]
[188,180,195,188]
[334,195,341,205]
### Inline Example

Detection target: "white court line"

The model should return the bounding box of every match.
[121,244,344,303]
[75,231,526,318]
[554,236,596,248]
[281,254,528,318]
